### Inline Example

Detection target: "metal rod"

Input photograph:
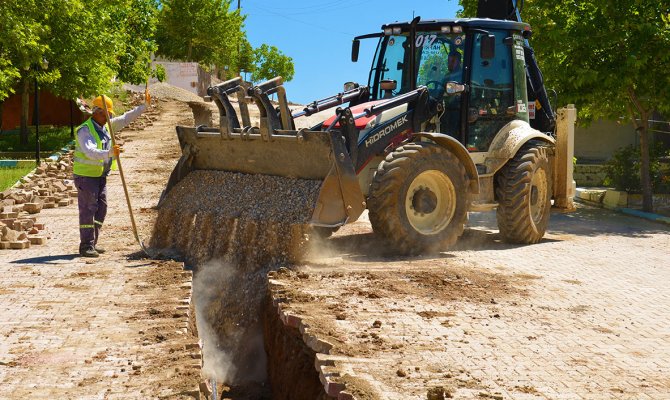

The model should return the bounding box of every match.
[100,96,149,255]
[34,78,40,166]
[293,87,366,118]
[70,99,74,138]
[359,86,424,118]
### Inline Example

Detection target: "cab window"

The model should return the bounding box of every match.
[467,30,515,152]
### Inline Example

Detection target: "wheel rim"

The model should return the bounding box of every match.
[529,167,548,226]
[405,170,456,234]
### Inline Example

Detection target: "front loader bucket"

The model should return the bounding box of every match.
[159,76,365,227]
[159,77,365,227]
[163,127,365,226]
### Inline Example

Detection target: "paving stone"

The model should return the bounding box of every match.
[28,236,47,245]
[17,219,34,229]
[23,203,43,214]
[1,226,20,242]
[9,240,30,249]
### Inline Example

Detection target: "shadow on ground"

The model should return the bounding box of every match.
[10,254,78,264]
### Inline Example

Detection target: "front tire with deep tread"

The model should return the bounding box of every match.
[495,141,552,244]
[367,142,470,254]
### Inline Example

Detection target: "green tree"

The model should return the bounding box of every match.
[113,0,159,85]
[250,44,294,83]
[459,0,670,212]
[156,0,244,73]
[238,37,256,78]
[0,0,156,144]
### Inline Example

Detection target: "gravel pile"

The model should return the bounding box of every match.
[149,170,322,385]
[148,82,204,103]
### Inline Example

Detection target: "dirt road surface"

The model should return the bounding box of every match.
[0,99,201,399]
[1,91,669,400]
[274,206,670,399]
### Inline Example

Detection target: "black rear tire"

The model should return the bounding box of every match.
[367,142,470,254]
[495,141,552,244]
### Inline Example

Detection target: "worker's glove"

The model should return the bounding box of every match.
[112,144,121,158]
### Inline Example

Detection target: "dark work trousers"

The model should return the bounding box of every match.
[74,176,108,251]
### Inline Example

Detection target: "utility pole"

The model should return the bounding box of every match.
[237,0,241,78]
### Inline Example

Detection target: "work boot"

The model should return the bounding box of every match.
[80,247,99,258]
[94,246,106,254]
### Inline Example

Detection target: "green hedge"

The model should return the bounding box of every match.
[0,126,74,154]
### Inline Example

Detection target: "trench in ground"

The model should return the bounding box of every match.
[190,263,327,400]
[152,170,331,399]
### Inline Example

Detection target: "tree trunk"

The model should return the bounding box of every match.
[638,113,653,212]
[627,87,653,212]
[20,77,30,146]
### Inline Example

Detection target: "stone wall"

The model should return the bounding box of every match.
[574,164,607,187]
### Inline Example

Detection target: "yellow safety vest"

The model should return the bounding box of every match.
[73,118,117,177]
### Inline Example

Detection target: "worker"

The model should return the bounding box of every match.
[73,92,150,257]
[446,50,463,81]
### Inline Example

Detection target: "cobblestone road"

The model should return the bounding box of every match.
[279,205,670,399]
[0,100,200,399]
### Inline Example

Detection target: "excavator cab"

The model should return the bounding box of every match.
[353,19,535,152]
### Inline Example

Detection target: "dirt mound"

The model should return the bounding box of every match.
[148,82,204,103]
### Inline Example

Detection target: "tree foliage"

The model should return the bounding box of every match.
[155,0,294,82]
[113,0,159,85]
[156,0,245,71]
[250,44,294,83]
[0,0,157,99]
[238,37,256,76]
[0,0,157,143]
[459,0,670,211]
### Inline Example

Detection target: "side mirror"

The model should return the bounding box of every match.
[352,39,360,62]
[480,34,496,59]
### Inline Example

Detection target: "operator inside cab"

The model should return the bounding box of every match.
[413,35,464,137]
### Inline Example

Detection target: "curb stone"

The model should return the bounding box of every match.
[574,187,670,227]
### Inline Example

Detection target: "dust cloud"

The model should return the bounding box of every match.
[193,259,267,384]
[150,170,322,389]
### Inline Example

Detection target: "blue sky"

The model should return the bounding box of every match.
[243,0,462,104]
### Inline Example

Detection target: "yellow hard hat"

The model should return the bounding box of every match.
[92,95,114,115]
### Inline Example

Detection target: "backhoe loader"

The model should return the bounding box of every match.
[160,1,576,254]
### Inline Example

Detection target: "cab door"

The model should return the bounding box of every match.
[466,30,520,152]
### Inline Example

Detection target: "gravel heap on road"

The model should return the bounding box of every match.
[150,169,322,386]
[148,82,204,103]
